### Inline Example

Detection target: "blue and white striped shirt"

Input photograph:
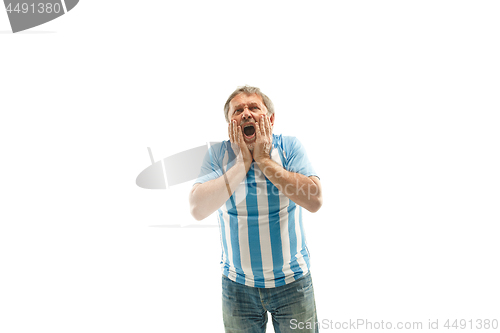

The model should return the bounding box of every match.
[194,134,318,288]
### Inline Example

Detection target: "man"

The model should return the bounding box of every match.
[189,86,322,333]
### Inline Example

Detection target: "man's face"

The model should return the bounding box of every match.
[228,93,274,150]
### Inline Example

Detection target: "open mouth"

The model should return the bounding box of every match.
[242,123,256,139]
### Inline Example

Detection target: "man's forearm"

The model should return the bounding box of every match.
[256,158,322,213]
[189,160,250,221]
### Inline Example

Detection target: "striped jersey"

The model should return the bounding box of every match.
[194,134,318,288]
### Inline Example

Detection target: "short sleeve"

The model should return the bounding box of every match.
[192,142,225,185]
[283,136,319,179]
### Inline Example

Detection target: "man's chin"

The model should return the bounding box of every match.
[245,142,255,151]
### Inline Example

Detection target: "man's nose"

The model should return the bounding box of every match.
[241,108,252,119]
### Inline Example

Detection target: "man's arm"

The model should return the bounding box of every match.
[253,115,323,213]
[189,121,252,221]
[256,158,322,213]
[189,158,250,221]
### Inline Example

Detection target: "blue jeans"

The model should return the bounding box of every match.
[222,272,319,333]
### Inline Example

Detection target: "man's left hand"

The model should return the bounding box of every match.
[253,114,273,163]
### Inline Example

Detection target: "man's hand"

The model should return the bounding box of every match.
[228,120,253,170]
[252,115,273,164]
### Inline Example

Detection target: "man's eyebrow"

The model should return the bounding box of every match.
[232,102,261,111]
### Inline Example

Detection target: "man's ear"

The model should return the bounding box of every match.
[269,113,275,126]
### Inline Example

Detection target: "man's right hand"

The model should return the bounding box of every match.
[228,120,253,171]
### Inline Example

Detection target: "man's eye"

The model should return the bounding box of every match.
[252,107,259,110]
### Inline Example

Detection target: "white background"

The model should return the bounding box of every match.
[1,1,499,332]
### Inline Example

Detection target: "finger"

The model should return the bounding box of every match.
[232,121,238,143]
[254,120,260,139]
[228,122,233,142]
[260,115,267,138]
[232,122,239,144]
[265,115,272,136]
[237,126,250,154]
[237,125,244,145]
[264,115,269,137]
[230,124,241,152]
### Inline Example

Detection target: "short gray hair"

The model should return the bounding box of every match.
[223,85,275,123]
